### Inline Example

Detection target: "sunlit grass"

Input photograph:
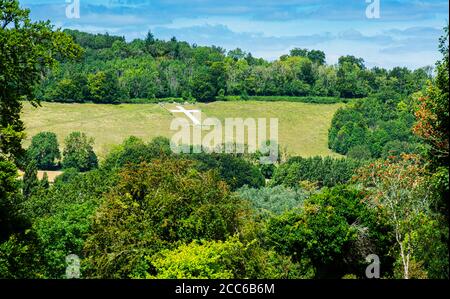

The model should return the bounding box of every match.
[22,101,343,159]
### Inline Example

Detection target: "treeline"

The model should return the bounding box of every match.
[36,29,432,103]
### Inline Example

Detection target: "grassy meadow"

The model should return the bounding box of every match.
[21,101,343,159]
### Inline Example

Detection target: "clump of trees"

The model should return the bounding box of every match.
[328,95,422,159]
[24,131,98,172]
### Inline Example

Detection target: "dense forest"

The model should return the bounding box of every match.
[35,29,431,104]
[1,0,449,280]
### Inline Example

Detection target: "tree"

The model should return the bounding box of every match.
[145,30,155,46]
[355,155,431,279]
[290,48,309,58]
[347,145,372,160]
[22,159,39,199]
[62,132,98,172]
[52,77,86,103]
[0,0,82,161]
[336,61,369,98]
[188,153,265,190]
[270,156,362,188]
[307,50,326,65]
[413,26,449,167]
[27,132,61,170]
[87,71,121,104]
[237,185,306,218]
[191,66,216,102]
[338,55,366,70]
[227,48,246,61]
[146,235,302,279]
[0,157,26,241]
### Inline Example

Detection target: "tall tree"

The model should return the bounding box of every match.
[0,0,83,161]
[413,26,449,167]
[356,155,431,279]
[27,132,61,170]
[62,132,98,172]
[22,159,39,199]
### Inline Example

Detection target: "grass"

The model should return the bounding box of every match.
[21,101,343,159]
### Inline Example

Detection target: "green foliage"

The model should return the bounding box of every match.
[83,159,250,278]
[413,26,449,168]
[62,132,98,172]
[347,145,372,160]
[32,28,429,104]
[26,132,61,170]
[1,4,447,281]
[355,155,437,279]
[146,236,304,279]
[22,159,39,198]
[381,140,419,159]
[237,186,306,218]
[0,0,82,160]
[188,152,265,190]
[0,157,26,242]
[220,95,343,104]
[266,185,392,278]
[102,136,172,170]
[329,94,421,158]
[146,236,246,279]
[4,168,112,278]
[270,156,362,188]
[87,71,122,104]
[31,200,98,278]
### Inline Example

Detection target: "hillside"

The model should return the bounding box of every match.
[21,101,343,158]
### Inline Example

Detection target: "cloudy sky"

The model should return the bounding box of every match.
[21,0,449,69]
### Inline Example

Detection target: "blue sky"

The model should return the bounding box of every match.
[21,0,449,69]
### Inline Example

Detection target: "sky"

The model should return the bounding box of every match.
[20,0,449,69]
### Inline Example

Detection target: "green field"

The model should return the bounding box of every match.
[21,101,343,158]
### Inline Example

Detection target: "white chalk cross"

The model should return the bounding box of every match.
[170,106,202,126]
